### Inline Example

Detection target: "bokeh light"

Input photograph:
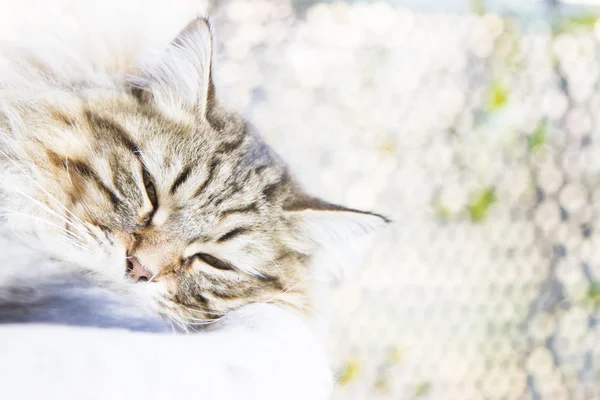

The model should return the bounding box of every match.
[211,0,600,398]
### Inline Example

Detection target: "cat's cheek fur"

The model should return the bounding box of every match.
[129,279,175,315]
[49,241,128,282]
[3,212,127,281]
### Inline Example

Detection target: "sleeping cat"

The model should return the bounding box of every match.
[0,17,387,327]
[0,10,387,400]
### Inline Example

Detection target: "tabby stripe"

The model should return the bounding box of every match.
[254,165,267,175]
[191,293,209,306]
[194,159,219,198]
[261,183,277,200]
[209,289,239,300]
[258,273,285,291]
[216,227,249,243]
[46,150,121,209]
[110,155,130,197]
[220,202,257,217]
[261,171,290,201]
[51,110,77,127]
[210,285,259,299]
[71,161,122,209]
[216,135,245,154]
[170,165,192,194]
[84,110,141,157]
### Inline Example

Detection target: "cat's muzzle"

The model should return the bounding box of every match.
[126,256,153,282]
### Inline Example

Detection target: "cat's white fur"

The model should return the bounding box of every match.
[0,1,339,399]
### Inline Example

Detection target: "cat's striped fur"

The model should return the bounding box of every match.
[0,17,387,326]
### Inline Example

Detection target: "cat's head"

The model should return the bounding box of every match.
[1,18,388,324]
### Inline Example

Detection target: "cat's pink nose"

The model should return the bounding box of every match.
[126,256,153,282]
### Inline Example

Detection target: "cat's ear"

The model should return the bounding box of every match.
[129,17,215,120]
[285,195,390,282]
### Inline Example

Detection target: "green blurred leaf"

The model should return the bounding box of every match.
[338,360,360,385]
[527,121,547,151]
[555,12,600,34]
[433,202,452,221]
[471,0,485,16]
[378,138,397,156]
[565,13,600,28]
[385,346,404,365]
[468,187,496,223]
[414,381,432,397]
[374,377,389,393]
[587,282,600,306]
[485,81,508,111]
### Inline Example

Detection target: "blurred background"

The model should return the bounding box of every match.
[4,0,600,398]
[208,0,600,399]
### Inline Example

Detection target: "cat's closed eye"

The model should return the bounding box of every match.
[141,170,158,225]
[143,170,158,207]
[194,253,234,271]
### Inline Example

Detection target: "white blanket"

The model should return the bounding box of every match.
[0,302,333,400]
[0,239,333,400]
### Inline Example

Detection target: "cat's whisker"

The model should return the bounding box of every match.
[65,200,106,245]
[165,315,187,332]
[46,228,96,253]
[177,305,224,319]
[37,227,98,256]
[181,313,219,321]
[177,309,227,326]
[51,236,95,254]
[265,269,320,305]
[0,104,25,136]
[166,320,178,333]
[0,173,91,239]
[255,247,290,287]
[146,273,157,283]
[65,156,73,185]
[0,208,90,247]
[0,146,77,214]
[0,207,101,255]
[165,310,191,333]
[0,208,85,242]
[161,301,227,325]
[154,297,194,332]
[171,317,189,332]
[83,224,107,247]
[0,144,91,236]
[187,317,225,327]
[255,235,308,286]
